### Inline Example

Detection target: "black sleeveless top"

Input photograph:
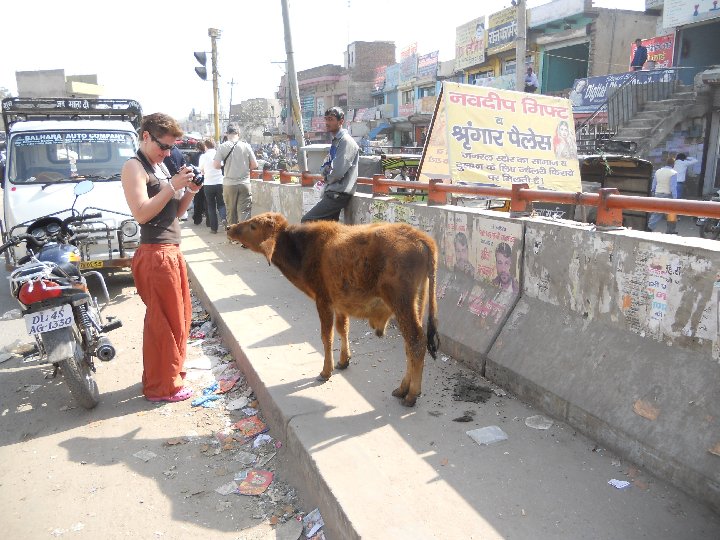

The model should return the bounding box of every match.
[132,151,182,245]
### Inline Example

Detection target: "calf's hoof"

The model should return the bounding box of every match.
[316,373,331,382]
[401,396,417,407]
[391,386,408,399]
[335,359,350,370]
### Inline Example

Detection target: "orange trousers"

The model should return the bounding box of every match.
[132,244,192,398]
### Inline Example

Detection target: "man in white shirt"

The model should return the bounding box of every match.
[672,153,698,199]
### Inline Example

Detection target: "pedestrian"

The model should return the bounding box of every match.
[524,67,539,93]
[191,142,207,226]
[630,38,647,71]
[199,138,226,234]
[213,124,258,225]
[672,153,698,199]
[647,157,678,234]
[120,112,200,402]
[301,107,360,223]
[361,135,370,155]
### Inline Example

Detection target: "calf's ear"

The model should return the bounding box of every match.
[259,237,276,265]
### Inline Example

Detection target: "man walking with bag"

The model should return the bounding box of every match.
[214,124,258,226]
[301,107,359,223]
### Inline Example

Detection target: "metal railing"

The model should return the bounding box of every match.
[250,169,720,227]
[575,68,683,154]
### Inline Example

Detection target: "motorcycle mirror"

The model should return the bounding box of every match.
[74,180,94,196]
[70,179,94,216]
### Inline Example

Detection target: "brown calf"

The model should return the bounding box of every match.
[227,212,440,407]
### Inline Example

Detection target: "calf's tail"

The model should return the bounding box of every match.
[425,240,440,359]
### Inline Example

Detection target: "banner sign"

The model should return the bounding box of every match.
[310,117,325,132]
[398,103,416,117]
[663,0,720,28]
[629,34,675,69]
[400,43,418,82]
[420,82,581,192]
[417,51,439,80]
[455,17,486,71]
[475,73,517,91]
[385,64,400,90]
[373,65,387,91]
[487,7,518,55]
[569,69,676,113]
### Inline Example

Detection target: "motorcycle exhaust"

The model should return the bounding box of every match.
[95,337,116,361]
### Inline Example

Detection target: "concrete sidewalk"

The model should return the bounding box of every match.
[181,221,720,540]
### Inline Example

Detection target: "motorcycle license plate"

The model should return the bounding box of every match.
[24,304,73,335]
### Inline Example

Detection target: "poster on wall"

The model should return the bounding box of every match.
[419,82,582,191]
[438,213,523,330]
[629,34,675,69]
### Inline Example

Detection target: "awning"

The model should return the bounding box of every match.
[369,123,391,139]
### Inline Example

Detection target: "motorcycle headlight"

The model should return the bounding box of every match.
[121,220,139,238]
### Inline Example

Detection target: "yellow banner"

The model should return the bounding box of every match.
[438,82,581,192]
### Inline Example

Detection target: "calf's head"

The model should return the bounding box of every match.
[227,212,289,264]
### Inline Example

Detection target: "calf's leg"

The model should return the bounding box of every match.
[389,288,427,407]
[335,312,351,369]
[316,302,335,381]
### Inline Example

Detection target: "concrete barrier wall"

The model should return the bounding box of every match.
[249,180,720,511]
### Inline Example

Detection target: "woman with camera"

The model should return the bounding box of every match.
[121,113,201,403]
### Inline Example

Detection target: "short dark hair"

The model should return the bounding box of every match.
[324,107,345,121]
[496,242,512,258]
[226,124,239,134]
[635,38,642,43]
[676,152,687,160]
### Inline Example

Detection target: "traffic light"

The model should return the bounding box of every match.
[194,52,207,80]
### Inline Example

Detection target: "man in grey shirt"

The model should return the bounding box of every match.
[301,107,359,223]
[213,124,258,225]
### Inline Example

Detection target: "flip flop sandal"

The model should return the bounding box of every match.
[146,387,193,403]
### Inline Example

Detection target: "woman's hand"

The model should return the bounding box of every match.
[170,166,196,191]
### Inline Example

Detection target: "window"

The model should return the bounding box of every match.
[402,89,414,105]
[417,86,435,98]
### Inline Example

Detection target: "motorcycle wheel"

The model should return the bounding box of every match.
[45,326,100,409]
[700,220,720,240]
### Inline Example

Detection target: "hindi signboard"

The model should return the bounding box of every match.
[629,34,675,69]
[419,82,581,192]
[663,0,720,28]
[455,17,486,71]
[487,7,518,55]
[417,51,439,81]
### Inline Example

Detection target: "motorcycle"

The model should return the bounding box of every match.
[0,180,121,409]
[696,189,720,239]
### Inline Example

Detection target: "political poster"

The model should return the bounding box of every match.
[419,82,581,192]
[629,34,675,69]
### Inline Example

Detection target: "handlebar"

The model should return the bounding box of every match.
[63,212,103,227]
[0,233,44,254]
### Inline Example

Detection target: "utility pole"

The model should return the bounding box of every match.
[228,78,237,123]
[280,0,307,171]
[209,28,222,142]
[514,0,527,93]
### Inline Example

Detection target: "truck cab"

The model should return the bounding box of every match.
[1,97,142,270]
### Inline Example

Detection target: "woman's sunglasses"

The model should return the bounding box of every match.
[149,132,175,151]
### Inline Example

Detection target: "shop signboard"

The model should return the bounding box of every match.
[455,17,486,71]
[311,117,325,132]
[373,65,387,91]
[398,102,416,117]
[419,82,581,192]
[417,51,439,81]
[569,69,676,114]
[400,43,418,82]
[385,64,400,90]
[487,7,518,55]
[663,0,720,28]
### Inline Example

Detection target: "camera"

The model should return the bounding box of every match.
[187,164,204,186]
